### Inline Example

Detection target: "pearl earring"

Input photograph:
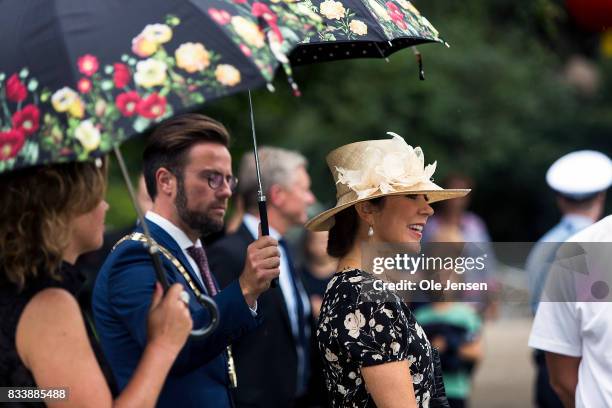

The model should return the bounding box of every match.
[368,225,374,237]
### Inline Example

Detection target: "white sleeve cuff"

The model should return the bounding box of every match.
[249,301,258,316]
[528,334,582,357]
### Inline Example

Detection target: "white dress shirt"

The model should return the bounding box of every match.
[145,211,257,314]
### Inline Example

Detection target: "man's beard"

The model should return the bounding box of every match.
[175,177,224,237]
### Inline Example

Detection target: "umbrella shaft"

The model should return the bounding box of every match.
[112,145,170,289]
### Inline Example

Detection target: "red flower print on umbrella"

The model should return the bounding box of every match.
[386,2,407,30]
[0,129,26,160]
[77,54,99,77]
[113,63,131,88]
[116,91,141,117]
[77,78,93,94]
[208,8,231,25]
[5,74,27,103]
[252,3,283,42]
[12,105,40,136]
[137,93,167,119]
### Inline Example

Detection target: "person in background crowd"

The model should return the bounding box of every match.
[415,226,483,408]
[0,159,192,407]
[422,174,498,319]
[526,150,611,408]
[208,146,325,408]
[529,214,612,408]
[299,229,338,320]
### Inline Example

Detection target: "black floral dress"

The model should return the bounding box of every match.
[317,268,435,407]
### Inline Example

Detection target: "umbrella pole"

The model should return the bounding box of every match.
[248,90,279,288]
[112,145,170,289]
[112,144,220,338]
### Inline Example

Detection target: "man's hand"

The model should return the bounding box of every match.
[239,226,280,308]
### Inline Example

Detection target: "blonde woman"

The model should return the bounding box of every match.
[0,160,192,407]
[306,134,469,408]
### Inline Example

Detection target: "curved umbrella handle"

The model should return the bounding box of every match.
[189,292,219,338]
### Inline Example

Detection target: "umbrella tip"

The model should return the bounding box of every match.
[291,83,302,97]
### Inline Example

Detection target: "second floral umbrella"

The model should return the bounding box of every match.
[291,0,446,77]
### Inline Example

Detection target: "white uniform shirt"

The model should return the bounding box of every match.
[529,215,612,408]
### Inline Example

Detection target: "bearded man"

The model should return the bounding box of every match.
[93,114,280,408]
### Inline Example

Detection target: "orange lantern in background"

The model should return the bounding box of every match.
[566,0,612,32]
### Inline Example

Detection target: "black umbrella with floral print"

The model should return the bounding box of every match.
[0,0,319,337]
[0,0,318,172]
[290,0,445,77]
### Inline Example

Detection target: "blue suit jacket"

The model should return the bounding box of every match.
[92,220,259,408]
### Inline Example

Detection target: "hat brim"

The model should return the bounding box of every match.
[305,188,471,231]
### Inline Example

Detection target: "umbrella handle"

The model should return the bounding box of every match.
[146,243,219,339]
[258,198,279,288]
[258,199,270,236]
[189,292,220,338]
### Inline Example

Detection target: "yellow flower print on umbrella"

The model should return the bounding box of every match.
[74,120,101,152]
[349,19,367,35]
[131,24,173,57]
[141,24,173,44]
[51,87,78,112]
[132,34,159,57]
[134,58,168,88]
[320,0,346,20]
[175,42,211,73]
[215,64,241,86]
[231,16,266,48]
[51,87,84,118]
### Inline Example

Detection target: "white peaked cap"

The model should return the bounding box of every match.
[546,150,612,199]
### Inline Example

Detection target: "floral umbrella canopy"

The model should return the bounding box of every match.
[0,0,319,337]
[290,0,444,67]
[0,0,319,173]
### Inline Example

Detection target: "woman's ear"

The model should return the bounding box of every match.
[354,201,375,225]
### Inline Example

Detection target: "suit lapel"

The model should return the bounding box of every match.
[142,219,208,295]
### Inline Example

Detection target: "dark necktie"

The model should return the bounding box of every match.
[279,238,310,396]
[187,245,217,296]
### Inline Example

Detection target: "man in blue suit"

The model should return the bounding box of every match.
[93,114,280,408]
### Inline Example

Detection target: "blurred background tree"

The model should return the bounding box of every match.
[107,0,612,241]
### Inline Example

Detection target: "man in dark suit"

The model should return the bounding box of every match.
[208,147,324,408]
[92,114,281,408]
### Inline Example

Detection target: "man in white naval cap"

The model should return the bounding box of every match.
[526,150,612,408]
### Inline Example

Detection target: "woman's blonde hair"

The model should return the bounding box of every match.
[0,160,107,291]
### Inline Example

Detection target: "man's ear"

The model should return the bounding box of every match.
[267,184,285,207]
[156,167,176,197]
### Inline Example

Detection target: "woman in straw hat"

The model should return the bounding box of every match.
[306,133,469,408]
[0,159,192,407]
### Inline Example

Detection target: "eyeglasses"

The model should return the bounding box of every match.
[202,170,238,191]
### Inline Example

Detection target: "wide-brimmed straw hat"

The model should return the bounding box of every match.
[305,133,471,231]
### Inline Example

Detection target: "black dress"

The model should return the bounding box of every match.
[0,262,117,406]
[317,268,436,407]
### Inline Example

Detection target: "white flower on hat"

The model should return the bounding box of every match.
[335,132,437,199]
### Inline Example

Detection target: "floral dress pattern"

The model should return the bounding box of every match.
[317,268,435,407]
